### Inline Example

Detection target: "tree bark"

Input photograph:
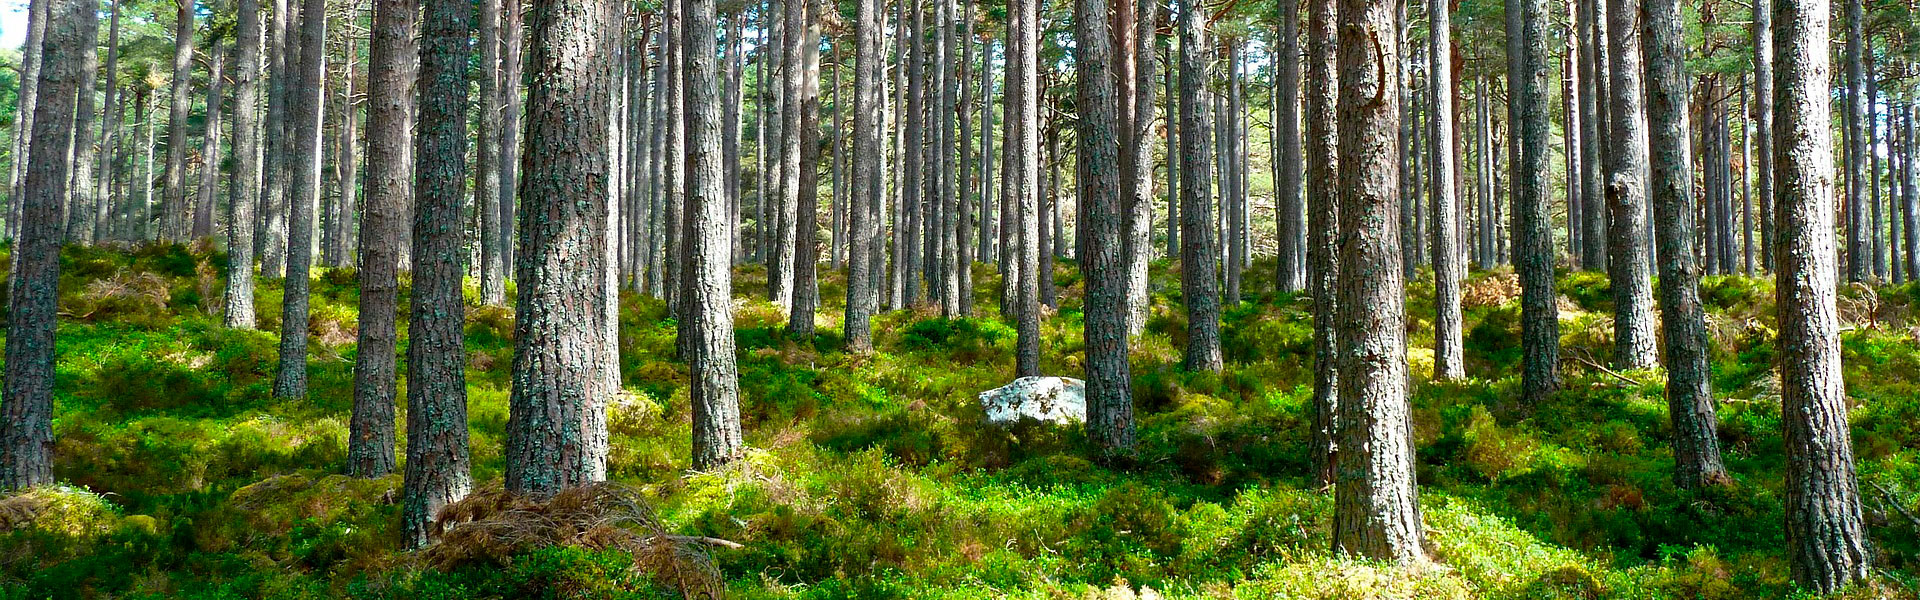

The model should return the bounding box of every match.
[1752,0,1773,271]
[1176,0,1221,373]
[2,0,88,491]
[1429,0,1462,381]
[1576,0,1606,270]
[272,0,328,400]
[64,1,102,244]
[1511,0,1562,408]
[1772,0,1871,590]
[1842,0,1866,282]
[404,0,475,544]
[1332,0,1422,563]
[509,0,621,496]
[1012,0,1042,377]
[162,0,199,242]
[770,0,808,311]
[500,0,525,284]
[1272,0,1303,294]
[1077,0,1133,453]
[349,0,414,480]
[226,0,264,329]
[4,0,48,241]
[1645,0,1729,490]
[477,0,507,304]
[845,0,884,352]
[1601,0,1656,370]
[1304,0,1338,487]
[787,0,823,339]
[684,0,747,469]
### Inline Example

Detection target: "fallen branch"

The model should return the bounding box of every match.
[1869,481,1920,531]
[1567,351,1645,387]
[663,535,744,550]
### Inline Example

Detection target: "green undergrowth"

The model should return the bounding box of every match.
[1,244,1917,599]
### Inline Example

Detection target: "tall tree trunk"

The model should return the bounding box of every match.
[499,0,524,284]
[260,0,294,276]
[1512,0,1562,408]
[1602,0,1656,369]
[771,0,808,311]
[1906,105,1919,279]
[845,0,884,352]
[163,0,199,242]
[403,0,474,543]
[1752,0,1772,271]
[1304,0,1338,487]
[1331,0,1422,563]
[2,0,88,491]
[1429,0,1462,381]
[1645,0,1729,490]
[1772,0,1871,590]
[478,0,506,304]
[1165,47,1178,261]
[684,0,747,468]
[1842,0,1865,282]
[192,44,226,242]
[226,0,263,329]
[272,0,328,400]
[979,37,996,265]
[728,15,747,265]
[64,0,102,244]
[1077,0,1132,452]
[350,0,414,480]
[323,45,357,266]
[957,0,976,316]
[509,0,621,495]
[1223,46,1244,306]
[1869,74,1884,280]
[4,0,48,240]
[1011,0,1042,377]
[1273,0,1303,293]
[1176,0,1221,373]
[788,0,822,338]
[1577,0,1606,270]
[91,0,124,245]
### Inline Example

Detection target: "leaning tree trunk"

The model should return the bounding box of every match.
[508,0,620,497]
[1077,0,1133,453]
[225,0,264,329]
[349,0,415,480]
[845,0,884,352]
[1602,0,1656,370]
[1304,0,1339,487]
[272,0,328,400]
[684,0,747,469]
[1429,0,1463,381]
[2,0,89,492]
[402,0,474,545]
[1176,0,1222,373]
[1332,0,1422,564]
[1773,0,1871,590]
[162,0,198,242]
[1645,0,1728,490]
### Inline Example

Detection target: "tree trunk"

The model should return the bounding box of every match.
[1601,0,1656,370]
[1509,0,1562,408]
[272,0,328,400]
[1645,0,1729,490]
[162,0,198,242]
[1176,0,1221,373]
[1429,0,1462,381]
[957,0,977,316]
[64,3,102,244]
[508,0,621,496]
[1772,0,1871,590]
[1752,0,1773,271]
[1842,0,1866,282]
[1577,0,1606,270]
[499,0,525,284]
[2,0,88,491]
[1906,105,1919,279]
[787,0,823,339]
[349,0,413,481]
[1272,0,1303,294]
[90,0,124,245]
[4,0,48,241]
[403,0,474,544]
[1304,0,1338,487]
[477,0,506,304]
[191,45,226,243]
[1116,0,1154,335]
[1224,46,1245,307]
[226,0,264,329]
[728,15,747,266]
[1332,0,1422,563]
[771,0,808,311]
[684,0,747,469]
[846,0,884,352]
[1077,0,1132,453]
[1012,0,1042,377]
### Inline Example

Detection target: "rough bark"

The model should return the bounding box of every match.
[1512,0,1562,408]
[1118,0,1155,335]
[1176,0,1221,374]
[1772,0,1871,590]
[845,0,884,352]
[500,0,525,283]
[225,0,263,329]
[4,0,48,239]
[91,0,124,245]
[260,0,293,276]
[1842,0,1865,282]
[162,0,199,241]
[403,0,474,544]
[1644,0,1729,490]
[349,0,415,480]
[1600,0,1656,370]
[2,0,87,491]
[478,0,507,305]
[64,2,102,244]
[1752,0,1773,271]
[684,0,748,469]
[770,0,808,311]
[508,0,620,497]
[1429,0,1462,381]
[1576,0,1606,270]
[1012,0,1042,378]
[1331,0,1422,563]
[1304,0,1338,487]
[1272,0,1303,294]
[272,0,328,400]
[787,0,823,339]
[1077,0,1133,453]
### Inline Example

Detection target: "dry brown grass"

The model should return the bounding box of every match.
[63,270,170,320]
[425,482,725,599]
[1462,271,1522,309]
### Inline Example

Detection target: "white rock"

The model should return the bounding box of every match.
[978,376,1086,426]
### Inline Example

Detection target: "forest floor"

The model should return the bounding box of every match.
[2,243,1919,599]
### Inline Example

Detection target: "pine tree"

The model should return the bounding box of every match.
[685,0,748,468]
[272,0,329,400]
[161,0,198,241]
[1176,0,1222,373]
[1601,0,1655,370]
[1429,0,1463,381]
[1077,0,1132,452]
[225,0,264,329]
[1304,0,1338,486]
[349,0,415,479]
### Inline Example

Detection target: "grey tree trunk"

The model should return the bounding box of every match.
[1273,0,1303,293]
[508,0,620,496]
[1602,0,1656,369]
[1176,0,1221,373]
[1119,0,1154,335]
[499,0,524,283]
[478,0,506,305]
[684,0,747,468]
[350,0,415,480]
[225,0,264,329]
[1512,0,1562,408]
[1842,0,1866,282]
[162,0,198,242]
[1772,0,1871,590]
[957,0,976,316]
[1753,0,1773,271]
[728,15,747,265]
[272,0,328,400]
[91,0,124,245]
[770,0,808,311]
[1304,0,1338,487]
[1576,0,1606,270]
[1012,0,1042,377]
[845,0,884,352]
[259,0,293,276]
[190,46,225,243]
[4,0,48,240]
[1906,106,1919,278]
[64,3,101,244]
[2,0,88,491]
[1332,0,1422,563]
[1645,0,1729,490]
[403,0,474,543]
[787,0,822,339]
[1077,0,1133,453]
[1429,0,1462,381]
[903,0,926,307]
[1224,46,1245,307]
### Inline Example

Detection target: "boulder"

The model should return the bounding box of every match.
[978,376,1086,426]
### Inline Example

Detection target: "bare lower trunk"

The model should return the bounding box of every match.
[1429,0,1462,381]
[1077,0,1132,453]
[272,0,328,400]
[1602,0,1656,370]
[225,0,263,329]
[1304,0,1338,487]
[1176,0,1221,373]
[684,0,746,469]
